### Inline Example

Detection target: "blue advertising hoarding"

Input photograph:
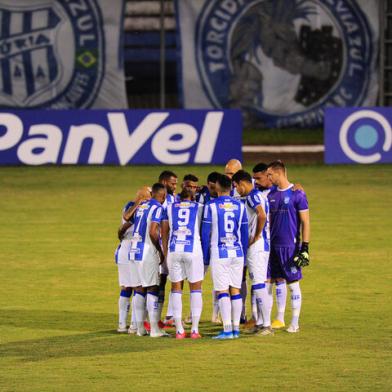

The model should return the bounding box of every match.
[325,107,392,164]
[0,109,242,165]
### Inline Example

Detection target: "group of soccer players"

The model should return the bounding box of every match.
[114,159,310,339]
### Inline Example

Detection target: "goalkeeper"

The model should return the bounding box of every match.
[266,161,310,333]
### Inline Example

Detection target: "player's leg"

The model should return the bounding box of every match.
[117,263,133,332]
[168,253,186,338]
[240,267,248,324]
[255,251,273,336]
[187,252,204,339]
[229,256,245,338]
[118,286,132,332]
[133,286,147,336]
[278,246,303,332]
[287,280,302,332]
[211,258,233,339]
[171,280,185,338]
[128,293,138,334]
[211,290,221,323]
[269,247,287,329]
[142,254,168,337]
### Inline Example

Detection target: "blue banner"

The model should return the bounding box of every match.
[176,0,379,128]
[324,107,392,164]
[0,109,242,165]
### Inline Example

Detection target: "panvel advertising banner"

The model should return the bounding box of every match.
[176,0,380,128]
[0,0,127,109]
[325,107,392,164]
[0,109,242,165]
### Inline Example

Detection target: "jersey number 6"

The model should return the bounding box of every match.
[224,211,235,233]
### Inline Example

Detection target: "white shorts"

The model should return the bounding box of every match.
[115,240,131,264]
[118,263,133,287]
[211,256,244,291]
[247,243,270,285]
[137,249,160,287]
[159,262,169,276]
[167,252,204,283]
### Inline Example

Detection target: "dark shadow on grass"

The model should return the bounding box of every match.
[0,309,116,331]
[0,309,256,362]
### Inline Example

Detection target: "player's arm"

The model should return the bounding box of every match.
[201,204,212,265]
[118,221,132,241]
[240,206,249,259]
[149,206,165,263]
[294,208,310,268]
[160,212,169,259]
[299,209,310,244]
[249,204,266,247]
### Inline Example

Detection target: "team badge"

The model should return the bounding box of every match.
[0,0,104,108]
[196,0,372,127]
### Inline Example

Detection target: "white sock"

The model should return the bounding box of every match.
[147,292,160,334]
[288,281,302,328]
[131,294,136,328]
[190,290,202,333]
[171,290,184,334]
[260,285,271,328]
[212,290,219,319]
[134,291,146,333]
[218,293,232,332]
[157,289,165,321]
[231,293,243,332]
[275,281,287,323]
[240,280,247,319]
[252,284,264,327]
[118,290,131,327]
[251,290,258,321]
[266,283,273,323]
[166,293,174,319]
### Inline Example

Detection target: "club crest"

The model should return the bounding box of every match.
[0,0,104,108]
[196,0,372,127]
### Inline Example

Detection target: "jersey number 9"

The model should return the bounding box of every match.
[178,208,190,226]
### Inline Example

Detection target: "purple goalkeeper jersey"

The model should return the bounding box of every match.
[268,184,309,247]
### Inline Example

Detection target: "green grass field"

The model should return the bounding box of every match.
[1,165,391,391]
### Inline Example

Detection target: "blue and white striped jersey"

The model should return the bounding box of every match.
[246,188,270,252]
[162,200,203,253]
[114,201,135,264]
[196,186,215,205]
[162,193,175,210]
[128,199,164,262]
[201,196,248,262]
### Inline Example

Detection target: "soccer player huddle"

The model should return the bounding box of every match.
[114,159,310,339]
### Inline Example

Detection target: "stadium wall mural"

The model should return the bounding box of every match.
[0,0,127,109]
[175,0,380,128]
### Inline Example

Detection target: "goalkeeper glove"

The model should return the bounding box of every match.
[293,242,310,268]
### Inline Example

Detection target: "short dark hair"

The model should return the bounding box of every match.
[179,188,193,200]
[268,160,286,172]
[151,182,166,194]
[232,170,252,184]
[183,174,198,182]
[158,170,177,182]
[207,171,220,183]
[216,174,232,191]
[253,162,268,173]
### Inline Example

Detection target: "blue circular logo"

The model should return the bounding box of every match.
[354,125,378,149]
[196,0,372,127]
[0,0,104,109]
[339,110,392,163]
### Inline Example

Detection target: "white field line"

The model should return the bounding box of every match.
[242,145,325,153]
